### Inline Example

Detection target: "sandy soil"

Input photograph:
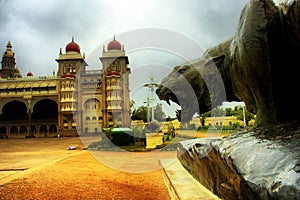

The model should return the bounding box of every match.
[0,137,173,200]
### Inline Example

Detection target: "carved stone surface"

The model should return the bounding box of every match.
[157,1,300,198]
[177,120,300,199]
[156,0,300,127]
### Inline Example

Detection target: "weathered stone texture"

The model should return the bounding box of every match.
[156,0,300,127]
[158,0,300,199]
[178,120,300,199]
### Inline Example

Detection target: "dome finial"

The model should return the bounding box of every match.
[66,37,80,53]
[3,41,14,57]
[107,35,122,51]
[7,41,12,48]
[27,70,33,77]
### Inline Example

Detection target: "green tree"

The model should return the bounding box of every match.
[233,106,255,126]
[130,100,136,114]
[131,103,168,122]
[131,106,147,122]
[225,107,233,116]
[166,116,176,122]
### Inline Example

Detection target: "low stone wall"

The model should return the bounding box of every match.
[146,132,163,149]
[177,121,300,199]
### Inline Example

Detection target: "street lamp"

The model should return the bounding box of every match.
[143,74,158,122]
[242,102,246,127]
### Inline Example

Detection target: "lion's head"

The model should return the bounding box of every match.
[156,55,229,122]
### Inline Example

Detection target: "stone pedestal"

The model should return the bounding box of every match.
[177,122,300,199]
[146,132,163,149]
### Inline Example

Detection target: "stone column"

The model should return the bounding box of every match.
[24,96,33,138]
[27,107,32,137]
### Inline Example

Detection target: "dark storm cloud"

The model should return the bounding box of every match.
[158,0,248,48]
[0,0,248,76]
[0,0,110,75]
[0,1,10,28]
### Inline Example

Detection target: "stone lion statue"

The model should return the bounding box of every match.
[156,0,300,127]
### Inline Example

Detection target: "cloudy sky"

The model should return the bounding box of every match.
[0,0,250,74]
[2,0,282,116]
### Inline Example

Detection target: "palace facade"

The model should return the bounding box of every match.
[0,37,131,138]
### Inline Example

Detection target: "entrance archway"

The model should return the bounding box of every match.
[10,126,18,135]
[1,100,28,121]
[32,99,58,136]
[32,99,58,120]
[20,126,27,135]
[49,125,57,133]
[83,98,102,134]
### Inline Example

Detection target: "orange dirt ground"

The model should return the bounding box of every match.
[0,137,173,200]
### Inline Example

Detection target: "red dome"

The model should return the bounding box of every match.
[65,37,80,53]
[27,71,33,76]
[107,37,122,51]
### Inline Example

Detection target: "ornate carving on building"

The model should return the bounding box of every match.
[0,41,22,79]
[0,37,131,138]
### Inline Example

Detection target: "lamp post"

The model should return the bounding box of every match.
[143,74,158,122]
[242,102,246,127]
[143,96,151,122]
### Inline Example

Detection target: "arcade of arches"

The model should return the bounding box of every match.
[0,99,58,138]
[0,37,131,138]
[0,98,110,138]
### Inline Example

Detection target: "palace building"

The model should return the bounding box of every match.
[0,37,131,138]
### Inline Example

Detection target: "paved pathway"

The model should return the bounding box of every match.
[0,137,174,199]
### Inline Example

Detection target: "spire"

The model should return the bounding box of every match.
[1,41,17,78]
[72,36,74,42]
[6,41,12,49]
[6,41,12,52]
[107,35,122,51]
[3,41,14,57]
